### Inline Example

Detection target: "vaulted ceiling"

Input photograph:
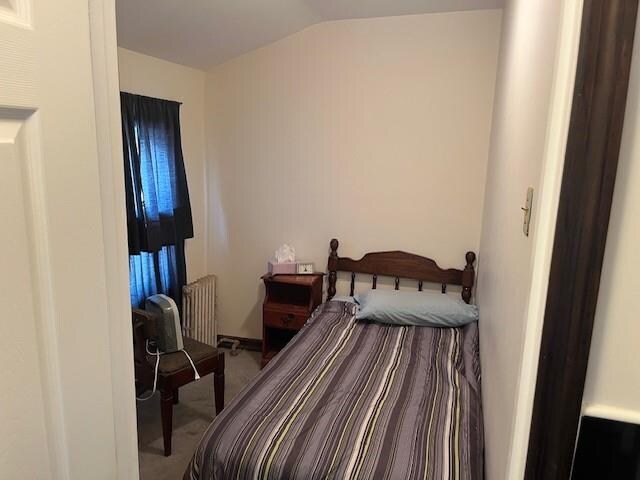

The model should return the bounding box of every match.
[116,0,504,70]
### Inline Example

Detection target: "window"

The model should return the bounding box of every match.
[120,92,193,309]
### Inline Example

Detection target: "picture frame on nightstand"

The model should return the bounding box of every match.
[296,262,315,274]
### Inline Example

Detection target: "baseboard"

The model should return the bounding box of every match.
[217,334,262,352]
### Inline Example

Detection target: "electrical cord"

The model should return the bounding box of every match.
[136,340,161,401]
[181,349,201,380]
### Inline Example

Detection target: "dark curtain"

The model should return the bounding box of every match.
[121,92,193,309]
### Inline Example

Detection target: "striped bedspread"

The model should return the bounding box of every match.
[185,300,483,480]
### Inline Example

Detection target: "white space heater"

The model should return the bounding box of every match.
[138,294,200,402]
[182,275,217,346]
[145,294,184,353]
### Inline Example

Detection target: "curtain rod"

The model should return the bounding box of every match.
[120,91,183,105]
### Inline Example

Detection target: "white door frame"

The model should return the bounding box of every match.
[506,0,584,478]
[83,0,587,478]
[88,0,140,477]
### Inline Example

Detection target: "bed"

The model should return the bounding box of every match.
[185,239,482,480]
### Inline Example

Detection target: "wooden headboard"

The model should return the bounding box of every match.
[326,238,476,304]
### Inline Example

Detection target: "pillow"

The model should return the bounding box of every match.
[329,295,357,304]
[354,289,478,327]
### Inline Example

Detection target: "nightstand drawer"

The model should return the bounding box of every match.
[264,308,307,330]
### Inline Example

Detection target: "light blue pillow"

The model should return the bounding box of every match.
[329,295,357,304]
[355,289,478,327]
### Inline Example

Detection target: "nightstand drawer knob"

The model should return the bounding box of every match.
[281,313,295,324]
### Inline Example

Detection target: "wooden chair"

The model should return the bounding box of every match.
[132,308,225,456]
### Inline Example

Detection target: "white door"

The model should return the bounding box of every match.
[0,1,129,478]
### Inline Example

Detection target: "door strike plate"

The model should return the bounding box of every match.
[522,187,534,237]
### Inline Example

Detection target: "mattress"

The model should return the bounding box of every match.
[185,300,483,480]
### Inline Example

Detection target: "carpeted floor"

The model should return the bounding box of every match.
[137,347,261,480]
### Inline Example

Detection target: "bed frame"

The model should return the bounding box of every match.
[326,238,476,304]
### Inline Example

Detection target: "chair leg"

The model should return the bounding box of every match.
[161,390,173,456]
[173,388,179,405]
[214,351,225,415]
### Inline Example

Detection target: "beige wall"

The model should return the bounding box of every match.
[476,0,563,478]
[117,48,208,281]
[205,11,502,339]
[583,12,640,424]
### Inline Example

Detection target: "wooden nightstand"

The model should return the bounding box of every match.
[261,273,323,368]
